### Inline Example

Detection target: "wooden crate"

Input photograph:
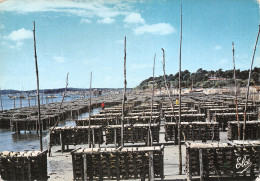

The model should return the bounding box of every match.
[71,146,164,180]
[105,123,160,144]
[213,112,258,131]
[165,122,219,142]
[0,150,48,180]
[207,107,243,121]
[49,126,103,152]
[228,121,260,140]
[165,114,206,122]
[186,141,260,180]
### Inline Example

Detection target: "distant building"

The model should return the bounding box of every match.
[208,76,227,81]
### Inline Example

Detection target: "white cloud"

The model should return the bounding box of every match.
[124,13,145,24]
[5,28,33,41]
[97,17,115,24]
[214,45,222,51]
[0,0,123,24]
[80,18,92,24]
[53,56,65,63]
[134,23,175,35]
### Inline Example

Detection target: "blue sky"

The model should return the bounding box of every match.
[0,0,259,90]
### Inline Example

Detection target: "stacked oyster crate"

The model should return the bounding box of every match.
[165,122,219,142]
[71,100,164,180]
[71,146,164,181]
[228,121,260,140]
[0,150,48,181]
[186,141,260,180]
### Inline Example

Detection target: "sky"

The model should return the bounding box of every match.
[0,0,259,90]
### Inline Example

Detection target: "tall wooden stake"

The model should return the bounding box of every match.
[28,93,31,108]
[48,72,69,156]
[0,88,3,111]
[148,54,156,181]
[162,48,177,123]
[243,25,260,140]
[191,76,193,90]
[20,94,22,108]
[13,97,16,109]
[148,54,156,147]
[178,4,183,175]
[121,36,127,147]
[33,21,42,151]
[232,42,240,140]
[88,71,92,148]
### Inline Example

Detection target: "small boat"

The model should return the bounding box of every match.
[47,95,57,99]
[18,95,26,99]
[8,95,16,99]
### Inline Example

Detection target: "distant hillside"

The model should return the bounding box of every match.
[0,88,125,95]
[136,67,260,89]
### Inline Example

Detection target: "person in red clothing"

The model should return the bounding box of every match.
[101,102,105,110]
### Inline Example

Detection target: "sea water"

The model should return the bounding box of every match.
[0,94,84,111]
[0,95,101,152]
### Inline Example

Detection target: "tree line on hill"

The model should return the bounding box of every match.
[137,67,260,89]
[0,88,124,95]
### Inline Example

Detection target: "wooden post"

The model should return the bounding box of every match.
[20,94,22,108]
[178,4,183,175]
[83,154,88,181]
[199,149,204,181]
[33,21,42,151]
[149,151,154,181]
[243,25,260,140]
[121,36,127,147]
[114,128,117,147]
[232,42,240,140]
[13,97,16,108]
[28,93,30,108]
[191,76,193,90]
[92,128,95,148]
[148,53,156,147]
[162,48,177,122]
[88,71,92,148]
[60,131,64,153]
[0,88,3,111]
[48,73,69,156]
[28,158,32,181]
[148,54,156,181]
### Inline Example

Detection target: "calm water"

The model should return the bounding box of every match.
[0,95,101,152]
[0,94,85,111]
